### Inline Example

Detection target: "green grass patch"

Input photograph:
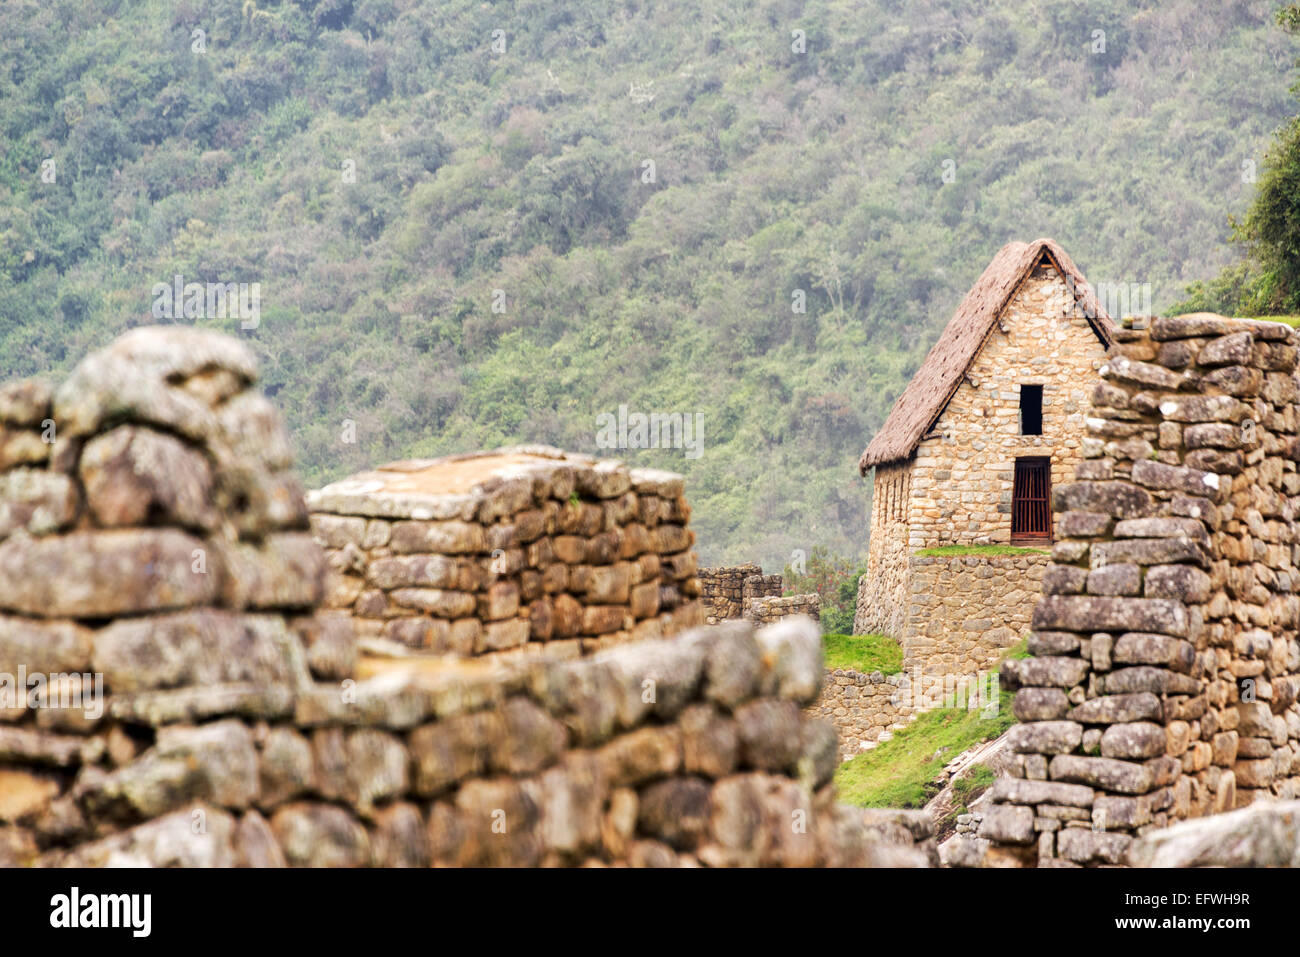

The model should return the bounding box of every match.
[1250,315,1300,328]
[913,544,1049,557]
[834,688,1016,809]
[822,633,903,675]
[951,763,996,801]
[944,764,998,833]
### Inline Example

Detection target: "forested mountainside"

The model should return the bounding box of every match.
[2,0,1296,567]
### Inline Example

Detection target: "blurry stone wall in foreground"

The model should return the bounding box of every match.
[0,327,932,867]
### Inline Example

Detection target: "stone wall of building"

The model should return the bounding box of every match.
[308,448,703,662]
[0,328,936,868]
[969,314,1300,867]
[856,462,910,636]
[902,553,1048,676]
[905,269,1108,549]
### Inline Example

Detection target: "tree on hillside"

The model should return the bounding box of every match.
[1172,3,1300,317]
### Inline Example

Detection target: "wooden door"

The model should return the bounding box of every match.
[1012,457,1051,544]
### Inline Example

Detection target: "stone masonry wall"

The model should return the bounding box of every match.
[0,328,935,868]
[700,564,766,623]
[3,611,937,866]
[902,553,1047,676]
[906,269,1108,549]
[975,314,1300,867]
[699,565,818,627]
[309,448,703,662]
[856,462,910,636]
[744,593,820,624]
[806,668,916,760]
[744,573,783,600]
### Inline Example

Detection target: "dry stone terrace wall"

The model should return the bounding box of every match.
[978,314,1300,867]
[0,328,935,867]
[807,669,915,760]
[308,448,704,662]
[902,553,1046,676]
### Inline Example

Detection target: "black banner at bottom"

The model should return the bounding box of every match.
[0,866,1282,944]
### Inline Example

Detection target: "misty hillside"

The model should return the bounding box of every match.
[1,0,1296,568]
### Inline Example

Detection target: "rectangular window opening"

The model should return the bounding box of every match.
[1011,456,1051,544]
[1020,384,1043,435]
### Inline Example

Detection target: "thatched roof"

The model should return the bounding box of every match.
[858,238,1114,473]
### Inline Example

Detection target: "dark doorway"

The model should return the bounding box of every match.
[1012,456,1052,544]
[1020,384,1043,435]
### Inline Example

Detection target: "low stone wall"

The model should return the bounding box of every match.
[807,668,915,760]
[968,314,1300,867]
[699,564,819,628]
[744,573,783,600]
[744,593,820,624]
[2,610,935,867]
[700,564,766,623]
[902,553,1047,676]
[309,448,703,661]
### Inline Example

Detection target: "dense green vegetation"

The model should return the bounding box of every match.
[1171,4,1300,316]
[3,0,1295,568]
[821,632,902,674]
[781,546,862,631]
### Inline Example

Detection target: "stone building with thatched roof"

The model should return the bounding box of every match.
[854,239,1117,675]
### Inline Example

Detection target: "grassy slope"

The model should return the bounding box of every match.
[822,632,903,673]
[834,689,1016,808]
[834,639,1030,808]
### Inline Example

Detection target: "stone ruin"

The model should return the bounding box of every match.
[701,563,778,622]
[960,314,1300,867]
[0,326,934,867]
[699,563,820,625]
[308,447,705,662]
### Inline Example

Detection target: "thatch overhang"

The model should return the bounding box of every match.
[857,238,1114,474]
